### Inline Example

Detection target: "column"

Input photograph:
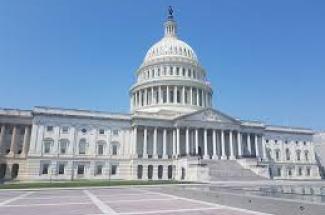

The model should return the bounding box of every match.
[196,88,199,106]
[262,135,267,161]
[9,125,17,156]
[174,86,177,104]
[229,131,235,160]
[153,128,158,158]
[162,129,167,159]
[182,86,186,104]
[195,129,199,155]
[133,127,138,158]
[143,128,148,158]
[22,126,31,156]
[247,133,252,156]
[144,88,148,106]
[172,129,176,157]
[203,129,209,159]
[221,130,227,160]
[212,129,218,159]
[202,90,205,107]
[176,128,180,156]
[205,92,209,107]
[255,134,260,159]
[151,87,154,105]
[139,90,143,106]
[190,87,193,105]
[166,86,170,104]
[0,124,6,154]
[158,86,162,104]
[237,131,242,158]
[185,128,189,155]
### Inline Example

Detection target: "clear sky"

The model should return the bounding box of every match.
[0,0,324,130]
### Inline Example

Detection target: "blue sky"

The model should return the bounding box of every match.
[0,0,324,130]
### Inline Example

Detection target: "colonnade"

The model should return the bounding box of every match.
[132,126,266,160]
[131,85,212,109]
[0,124,31,156]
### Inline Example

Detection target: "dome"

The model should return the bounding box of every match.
[129,7,213,115]
[143,37,198,63]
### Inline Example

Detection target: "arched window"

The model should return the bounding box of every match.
[59,139,69,154]
[79,139,87,155]
[97,140,106,155]
[286,148,291,161]
[43,138,54,154]
[296,150,301,161]
[304,151,309,161]
[275,149,280,161]
[111,142,119,155]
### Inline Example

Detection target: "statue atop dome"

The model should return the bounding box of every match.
[168,6,174,20]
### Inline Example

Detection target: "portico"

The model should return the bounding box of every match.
[131,109,266,161]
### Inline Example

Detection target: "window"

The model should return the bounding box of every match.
[112,145,118,155]
[43,139,53,154]
[58,164,65,175]
[77,165,84,175]
[277,167,281,176]
[42,163,49,175]
[59,139,68,154]
[298,168,302,176]
[112,130,119,136]
[111,165,117,175]
[81,128,87,134]
[98,144,104,155]
[79,139,87,155]
[306,167,311,176]
[62,127,69,134]
[47,126,53,132]
[304,151,309,161]
[286,149,291,161]
[303,141,307,145]
[296,150,301,161]
[288,169,292,176]
[96,165,103,175]
[275,150,280,161]
[99,129,105,135]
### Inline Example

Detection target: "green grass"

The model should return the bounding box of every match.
[0,180,192,189]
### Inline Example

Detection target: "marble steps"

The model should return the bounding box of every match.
[203,160,265,181]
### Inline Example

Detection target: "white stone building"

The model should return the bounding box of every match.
[0,9,323,181]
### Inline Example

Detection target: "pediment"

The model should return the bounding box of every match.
[175,108,239,124]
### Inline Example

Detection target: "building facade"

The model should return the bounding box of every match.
[0,10,323,182]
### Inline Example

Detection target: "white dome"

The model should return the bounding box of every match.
[143,37,198,63]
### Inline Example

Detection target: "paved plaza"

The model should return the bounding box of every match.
[0,186,272,215]
[0,182,325,215]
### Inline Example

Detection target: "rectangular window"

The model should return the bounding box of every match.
[62,127,69,134]
[58,164,65,175]
[47,126,53,132]
[306,168,311,176]
[77,165,84,175]
[42,164,49,175]
[111,165,117,175]
[60,142,67,154]
[99,129,105,135]
[112,145,118,155]
[98,144,104,155]
[112,130,119,136]
[44,142,51,154]
[96,165,103,175]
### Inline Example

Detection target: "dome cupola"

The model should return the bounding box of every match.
[130,7,213,114]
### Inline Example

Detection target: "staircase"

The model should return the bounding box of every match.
[202,159,267,181]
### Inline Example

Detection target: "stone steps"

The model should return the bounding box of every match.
[203,160,265,181]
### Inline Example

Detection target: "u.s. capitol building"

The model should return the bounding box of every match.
[0,9,324,182]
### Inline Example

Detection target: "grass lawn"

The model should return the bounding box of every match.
[0,180,192,189]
